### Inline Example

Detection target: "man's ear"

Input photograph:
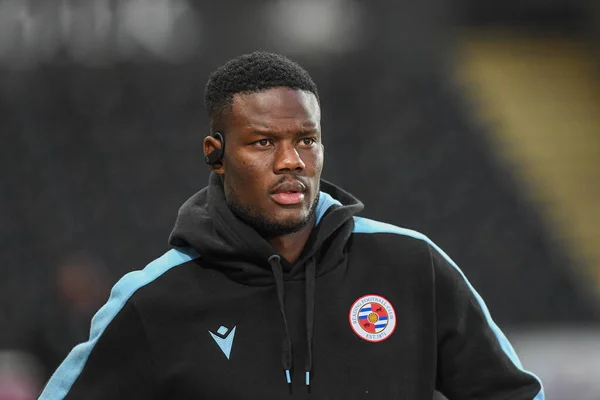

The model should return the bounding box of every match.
[203,135,225,174]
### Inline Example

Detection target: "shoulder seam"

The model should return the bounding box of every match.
[351,216,544,397]
[352,216,430,243]
[38,247,199,399]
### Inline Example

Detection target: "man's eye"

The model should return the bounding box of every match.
[302,138,316,146]
[257,139,270,147]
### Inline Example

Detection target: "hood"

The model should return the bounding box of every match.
[168,172,364,285]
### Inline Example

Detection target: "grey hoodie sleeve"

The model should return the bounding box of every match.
[430,245,544,400]
[38,300,155,400]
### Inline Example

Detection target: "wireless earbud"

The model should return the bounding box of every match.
[204,132,225,165]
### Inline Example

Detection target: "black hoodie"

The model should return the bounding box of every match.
[40,174,544,399]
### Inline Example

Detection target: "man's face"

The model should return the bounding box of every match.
[209,87,323,237]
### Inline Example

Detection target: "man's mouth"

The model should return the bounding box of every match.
[271,181,306,205]
[271,192,305,205]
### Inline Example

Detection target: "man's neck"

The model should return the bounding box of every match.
[267,220,315,264]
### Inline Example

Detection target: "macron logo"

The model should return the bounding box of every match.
[209,326,236,360]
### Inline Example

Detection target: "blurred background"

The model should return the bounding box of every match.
[0,0,598,398]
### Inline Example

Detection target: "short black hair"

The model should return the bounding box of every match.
[205,51,319,129]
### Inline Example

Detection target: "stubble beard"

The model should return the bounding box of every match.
[227,189,320,238]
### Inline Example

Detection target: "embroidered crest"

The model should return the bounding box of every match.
[349,294,396,342]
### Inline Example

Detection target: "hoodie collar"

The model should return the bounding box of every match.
[168,173,363,284]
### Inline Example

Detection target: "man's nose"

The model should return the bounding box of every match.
[274,142,305,173]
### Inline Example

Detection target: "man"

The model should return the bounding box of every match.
[39,52,544,399]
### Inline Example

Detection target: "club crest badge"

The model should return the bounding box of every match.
[349,294,396,342]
